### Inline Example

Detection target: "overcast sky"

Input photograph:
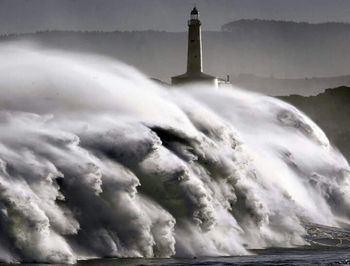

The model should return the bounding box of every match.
[1,0,350,35]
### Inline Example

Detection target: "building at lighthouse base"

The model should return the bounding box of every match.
[171,72,218,87]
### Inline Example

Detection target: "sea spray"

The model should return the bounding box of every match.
[0,43,349,263]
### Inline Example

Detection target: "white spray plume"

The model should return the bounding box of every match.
[0,42,349,263]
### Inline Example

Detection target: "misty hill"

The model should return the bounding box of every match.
[280,86,350,159]
[232,74,350,96]
[2,19,350,95]
[222,19,350,33]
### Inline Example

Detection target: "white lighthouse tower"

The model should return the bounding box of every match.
[172,6,218,87]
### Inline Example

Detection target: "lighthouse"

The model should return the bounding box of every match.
[187,6,203,75]
[172,6,218,87]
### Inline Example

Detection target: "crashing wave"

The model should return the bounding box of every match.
[0,43,349,263]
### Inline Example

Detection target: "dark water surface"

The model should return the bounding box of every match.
[76,248,350,266]
[4,248,350,266]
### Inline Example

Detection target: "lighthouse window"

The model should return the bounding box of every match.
[191,40,195,43]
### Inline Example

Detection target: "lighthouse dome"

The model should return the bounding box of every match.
[191,7,199,15]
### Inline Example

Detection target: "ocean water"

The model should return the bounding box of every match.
[2,248,350,266]
[78,248,350,266]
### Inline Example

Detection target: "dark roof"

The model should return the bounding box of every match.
[191,6,199,15]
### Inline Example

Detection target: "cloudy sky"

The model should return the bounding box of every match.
[1,0,350,34]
